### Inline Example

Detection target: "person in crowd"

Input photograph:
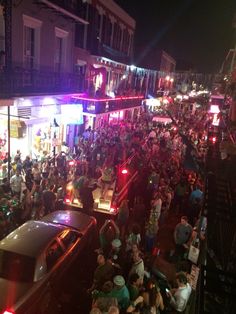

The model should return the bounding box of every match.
[14,149,21,163]
[151,191,162,222]
[21,186,33,222]
[31,182,43,219]
[10,169,23,199]
[108,305,120,314]
[145,207,159,253]
[109,275,130,311]
[126,223,142,252]
[128,251,145,284]
[173,216,193,261]
[32,162,41,182]
[117,199,130,239]
[127,273,141,302]
[23,155,33,172]
[90,308,102,314]
[99,219,120,256]
[1,164,8,180]
[88,253,115,293]
[24,168,34,191]
[92,280,118,313]
[108,238,125,273]
[100,159,114,199]
[79,178,97,214]
[42,184,56,215]
[174,178,188,213]
[126,296,144,313]
[1,177,11,194]
[189,183,203,203]
[141,278,164,314]
[188,196,202,227]
[166,272,192,312]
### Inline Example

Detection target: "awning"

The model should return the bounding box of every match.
[39,0,89,25]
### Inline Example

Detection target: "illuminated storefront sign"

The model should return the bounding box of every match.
[61,104,83,124]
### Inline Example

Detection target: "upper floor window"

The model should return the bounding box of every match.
[54,27,68,72]
[23,15,42,69]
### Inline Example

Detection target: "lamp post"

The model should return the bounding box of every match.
[52,118,59,166]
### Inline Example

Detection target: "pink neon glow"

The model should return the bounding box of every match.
[71,95,144,102]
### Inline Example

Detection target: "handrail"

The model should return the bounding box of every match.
[222,116,236,144]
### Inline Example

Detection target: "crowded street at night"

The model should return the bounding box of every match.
[1,1,236,314]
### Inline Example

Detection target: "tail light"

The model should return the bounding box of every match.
[3,310,15,314]
[121,169,128,174]
[211,136,216,144]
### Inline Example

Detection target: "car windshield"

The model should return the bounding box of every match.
[0,249,35,282]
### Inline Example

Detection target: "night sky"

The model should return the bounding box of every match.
[115,0,236,73]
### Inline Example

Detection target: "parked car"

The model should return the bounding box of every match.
[0,210,97,314]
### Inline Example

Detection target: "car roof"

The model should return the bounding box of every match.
[0,221,65,257]
[41,210,96,235]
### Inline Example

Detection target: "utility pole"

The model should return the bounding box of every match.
[2,0,12,180]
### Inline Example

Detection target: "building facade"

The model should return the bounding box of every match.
[0,0,174,160]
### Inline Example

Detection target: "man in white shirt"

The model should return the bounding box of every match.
[10,170,23,199]
[151,191,162,221]
[128,251,144,283]
[167,272,192,312]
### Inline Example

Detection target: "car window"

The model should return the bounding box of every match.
[0,249,35,282]
[45,240,64,271]
[58,230,80,250]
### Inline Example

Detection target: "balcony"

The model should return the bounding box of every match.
[71,95,144,115]
[0,64,85,97]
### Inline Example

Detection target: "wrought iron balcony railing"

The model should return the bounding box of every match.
[0,65,84,97]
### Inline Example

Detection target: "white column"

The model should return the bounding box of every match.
[127,29,134,57]
[96,5,105,42]
[119,23,125,52]
[109,15,116,48]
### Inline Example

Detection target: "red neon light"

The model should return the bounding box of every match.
[121,169,128,174]
[65,198,71,204]
[68,160,75,166]
[71,95,144,102]
[212,137,216,143]
[3,311,15,314]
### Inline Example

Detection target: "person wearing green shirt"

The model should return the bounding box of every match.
[109,275,130,310]
[127,273,141,301]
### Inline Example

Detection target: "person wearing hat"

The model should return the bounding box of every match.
[108,238,126,274]
[108,275,130,311]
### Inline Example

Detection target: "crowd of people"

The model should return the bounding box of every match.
[83,106,208,313]
[0,103,208,313]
